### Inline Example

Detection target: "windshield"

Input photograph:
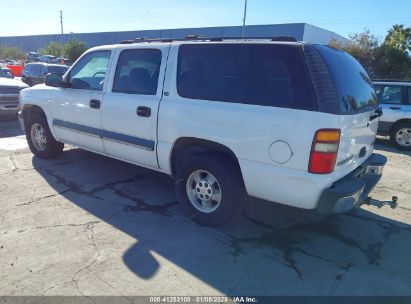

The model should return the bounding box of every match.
[0,68,12,78]
[315,45,378,113]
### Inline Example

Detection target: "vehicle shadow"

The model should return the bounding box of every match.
[375,137,411,157]
[31,148,411,295]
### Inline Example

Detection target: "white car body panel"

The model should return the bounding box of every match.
[18,41,381,211]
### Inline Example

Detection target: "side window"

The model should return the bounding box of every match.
[31,65,42,77]
[113,49,162,95]
[177,44,316,110]
[69,51,111,91]
[41,66,48,76]
[23,65,31,75]
[375,85,403,105]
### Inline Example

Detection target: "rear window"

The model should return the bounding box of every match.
[48,65,68,75]
[177,44,316,111]
[315,45,378,113]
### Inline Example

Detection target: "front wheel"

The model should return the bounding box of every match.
[175,153,246,227]
[26,114,64,159]
[390,122,411,151]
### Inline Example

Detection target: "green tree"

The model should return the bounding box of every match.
[374,44,411,79]
[0,45,26,61]
[329,26,411,80]
[384,24,411,51]
[329,29,380,78]
[62,39,88,62]
[39,41,64,57]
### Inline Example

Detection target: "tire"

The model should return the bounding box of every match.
[25,113,64,159]
[390,122,411,151]
[175,152,246,227]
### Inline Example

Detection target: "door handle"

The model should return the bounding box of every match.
[89,99,101,109]
[136,106,151,117]
[389,106,401,110]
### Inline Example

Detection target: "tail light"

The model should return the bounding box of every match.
[308,129,341,174]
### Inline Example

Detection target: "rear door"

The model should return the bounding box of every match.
[374,84,407,135]
[313,45,379,177]
[101,44,170,169]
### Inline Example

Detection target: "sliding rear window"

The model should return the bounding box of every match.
[177,44,316,111]
[315,45,378,114]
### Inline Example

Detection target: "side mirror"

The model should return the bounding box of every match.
[45,73,64,87]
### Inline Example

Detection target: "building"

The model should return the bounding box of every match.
[0,23,348,52]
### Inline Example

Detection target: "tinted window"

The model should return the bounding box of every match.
[315,45,377,113]
[113,49,161,95]
[23,65,32,74]
[177,44,316,110]
[31,64,43,77]
[48,65,68,75]
[408,87,411,104]
[69,51,111,91]
[374,85,403,105]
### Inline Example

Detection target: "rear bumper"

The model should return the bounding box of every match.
[317,153,387,214]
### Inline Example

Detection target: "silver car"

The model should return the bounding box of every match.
[0,78,29,118]
[374,80,411,150]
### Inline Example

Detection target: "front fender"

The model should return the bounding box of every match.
[20,85,58,138]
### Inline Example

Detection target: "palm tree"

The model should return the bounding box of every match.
[385,24,411,51]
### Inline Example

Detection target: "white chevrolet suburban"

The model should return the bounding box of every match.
[18,37,395,226]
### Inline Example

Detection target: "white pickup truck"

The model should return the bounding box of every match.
[18,37,396,226]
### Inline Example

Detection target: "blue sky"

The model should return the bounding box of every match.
[0,0,410,40]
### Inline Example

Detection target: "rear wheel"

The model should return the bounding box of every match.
[390,122,411,151]
[26,114,64,159]
[175,153,246,227]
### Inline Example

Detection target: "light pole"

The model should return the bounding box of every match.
[60,10,64,36]
[242,0,247,38]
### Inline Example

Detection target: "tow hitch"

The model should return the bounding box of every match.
[360,196,398,209]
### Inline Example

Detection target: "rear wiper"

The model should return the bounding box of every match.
[370,107,383,121]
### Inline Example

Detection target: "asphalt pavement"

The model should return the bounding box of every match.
[0,118,410,298]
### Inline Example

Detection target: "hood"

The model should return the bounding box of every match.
[0,77,29,89]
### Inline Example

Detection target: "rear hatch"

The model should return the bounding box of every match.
[306,45,379,178]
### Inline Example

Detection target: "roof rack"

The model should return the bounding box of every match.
[373,79,411,83]
[119,35,297,44]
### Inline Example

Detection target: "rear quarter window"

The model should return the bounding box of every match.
[177,44,316,111]
[314,45,378,114]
